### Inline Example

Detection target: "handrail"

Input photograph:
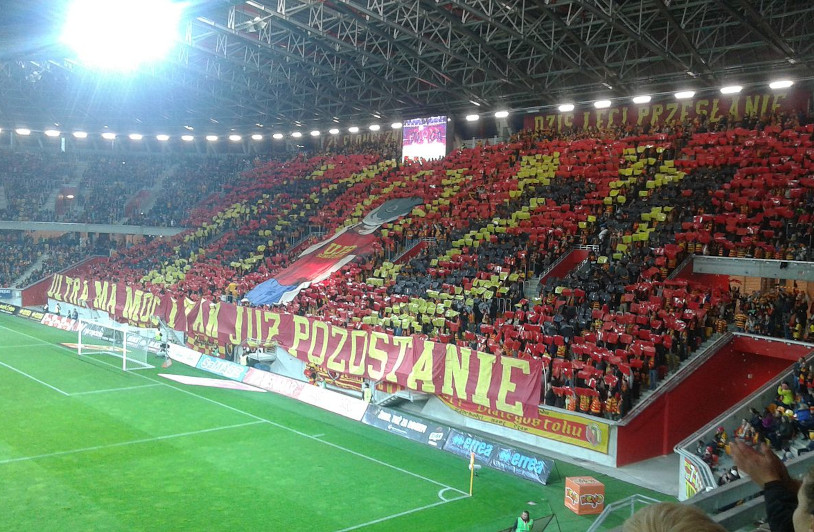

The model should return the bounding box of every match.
[585,494,662,532]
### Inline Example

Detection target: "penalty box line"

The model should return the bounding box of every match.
[126,368,470,498]
[4,320,471,515]
[0,421,266,466]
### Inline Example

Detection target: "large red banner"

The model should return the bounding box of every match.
[523,90,810,133]
[47,273,542,417]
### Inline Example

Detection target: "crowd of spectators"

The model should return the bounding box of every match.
[0,111,812,422]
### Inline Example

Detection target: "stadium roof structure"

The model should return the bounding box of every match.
[1,0,813,134]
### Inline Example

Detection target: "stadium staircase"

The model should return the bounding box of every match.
[0,185,7,212]
[372,387,430,408]
[12,254,46,288]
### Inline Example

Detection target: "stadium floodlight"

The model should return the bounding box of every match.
[44,129,61,137]
[674,90,695,99]
[15,128,31,136]
[369,124,380,131]
[310,130,320,137]
[102,132,116,140]
[594,100,612,109]
[390,122,402,129]
[251,134,263,140]
[348,126,359,133]
[181,134,194,142]
[73,131,88,138]
[61,0,184,71]
[205,135,218,141]
[156,134,170,141]
[494,110,509,118]
[632,95,651,104]
[291,131,302,138]
[769,80,794,89]
[228,134,242,142]
[272,133,284,140]
[720,85,742,95]
[465,114,479,122]
[558,103,575,113]
[129,133,143,140]
[329,128,340,135]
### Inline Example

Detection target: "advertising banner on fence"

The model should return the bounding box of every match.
[242,367,368,421]
[42,314,83,332]
[47,273,543,419]
[362,405,449,448]
[18,307,45,322]
[0,302,17,315]
[443,429,554,485]
[681,456,706,500]
[438,395,610,454]
[0,289,12,299]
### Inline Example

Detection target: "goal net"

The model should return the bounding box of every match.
[77,320,158,371]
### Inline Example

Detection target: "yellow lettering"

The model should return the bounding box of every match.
[307,320,330,365]
[563,112,574,128]
[496,358,530,416]
[607,108,619,127]
[262,310,281,342]
[695,99,709,117]
[441,344,471,400]
[650,104,664,126]
[637,105,650,126]
[326,326,348,373]
[679,102,691,122]
[290,315,310,352]
[728,96,741,120]
[745,95,761,117]
[472,350,496,407]
[348,330,368,376]
[664,103,678,124]
[229,306,245,345]
[367,332,389,381]
[205,302,219,339]
[407,342,436,393]
[709,98,723,122]
[385,336,412,382]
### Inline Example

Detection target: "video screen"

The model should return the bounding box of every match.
[401,116,447,162]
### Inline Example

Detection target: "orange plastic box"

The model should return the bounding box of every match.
[564,476,605,515]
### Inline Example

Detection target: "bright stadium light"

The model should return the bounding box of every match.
[44,129,61,137]
[558,103,575,113]
[156,134,170,141]
[102,132,116,140]
[291,131,302,138]
[594,100,611,109]
[228,134,242,142]
[329,128,340,135]
[129,133,143,140]
[720,85,742,95]
[348,126,359,133]
[465,114,479,122]
[15,128,31,136]
[205,135,218,141]
[769,80,794,89]
[272,133,284,140]
[632,95,651,104]
[390,122,402,129]
[369,124,380,131]
[181,134,194,142]
[73,131,88,139]
[310,130,320,137]
[674,90,695,99]
[494,110,509,118]
[251,134,263,140]
[61,0,184,71]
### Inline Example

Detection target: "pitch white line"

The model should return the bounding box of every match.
[128,370,469,495]
[334,495,469,532]
[0,359,69,395]
[69,383,162,396]
[2,321,471,510]
[311,433,325,439]
[0,343,54,349]
[0,421,265,465]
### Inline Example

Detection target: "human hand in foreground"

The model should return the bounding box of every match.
[729,440,791,488]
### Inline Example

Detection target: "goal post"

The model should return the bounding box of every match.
[77,319,157,371]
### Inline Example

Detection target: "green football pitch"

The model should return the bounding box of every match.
[0,312,669,531]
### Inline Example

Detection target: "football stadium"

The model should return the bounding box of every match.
[1,1,813,530]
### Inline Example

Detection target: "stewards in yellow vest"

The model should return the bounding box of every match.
[514,511,533,531]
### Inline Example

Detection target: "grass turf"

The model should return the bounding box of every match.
[0,312,670,530]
